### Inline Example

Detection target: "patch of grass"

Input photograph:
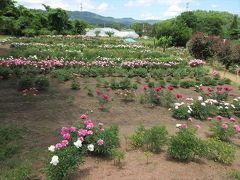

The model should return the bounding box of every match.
[227,170,240,180]
[0,159,32,180]
[0,125,21,161]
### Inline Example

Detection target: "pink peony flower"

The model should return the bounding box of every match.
[168,86,174,91]
[55,143,63,150]
[86,123,94,129]
[63,133,70,140]
[221,123,228,129]
[69,127,76,133]
[102,94,109,100]
[196,125,201,129]
[106,87,112,92]
[61,140,69,147]
[233,125,239,129]
[188,117,193,122]
[181,124,187,129]
[78,136,84,142]
[78,129,87,136]
[207,117,213,121]
[96,90,102,95]
[87,130,93,135]
[80,114,87,120]
[229,93,235,97]
[97,139,104,146]
[216,115,223,121]
[230,117,236,123]
[224,86,231,91]
[61,127,68,134]
[207,87,213,92]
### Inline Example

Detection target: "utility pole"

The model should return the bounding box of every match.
[80,2,83,12]
[186,2,189,12]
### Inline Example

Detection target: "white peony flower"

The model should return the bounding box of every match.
[50,155,59,166]
[201,102,206,106]
[188,110,191,113]
[225,106,229,109]
[175,106,179,109]
[87,144,94,152]
[176,124,182,128]
[74,140,82,148]
[48,145,55,152]
[198,96,203,101]
[231,104,235,109]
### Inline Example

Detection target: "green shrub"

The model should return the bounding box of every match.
[17,77,34,91]
[170,79,179,88]
[227,170,240,180]
[180,80,196,88]
[51,69,71,81]
[205,138,236,164]
[109,79,119,90]
[232,99,240,117]
[35,76,50,90]
[45,146,86,180]
[167,128,206,162]
[84,86,94,97]
[172,104,190,120]
[209,121,236,142]
[71,80,80,90]
[158,80,165,87]
[148,81,155,88]
[132,83,138,89]
[119,77,131,89]
[129,125,168,153]
[191,101,212,120]
[218,78,231,85]
[0,67,11,80]
[112,148,126,166]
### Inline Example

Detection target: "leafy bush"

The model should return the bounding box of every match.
[0,67,11,80]
[191,100,216,120]
[170,79,179,88]
[227,170,240,180]
[180,80,196,88]
[167,128,206,162]
[172,103,191,120]
[129,125,168,153]
[45,115,120,179]
[51,69,71,81]
[71,80,80,90]
[209,121,236,141]
[205,138,236,164]
[119,77,131,89]
[232,98,240,117]
[17,77,34,91]
[35,76,50,90]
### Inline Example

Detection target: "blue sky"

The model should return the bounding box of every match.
[16,0,240,20]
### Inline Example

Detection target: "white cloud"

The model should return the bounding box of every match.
[141,12,159,20]
[16,0,108,12]
[163,4,184,17]
[97,2,108,12]
[211,4,218,8]
[124,0,154,7]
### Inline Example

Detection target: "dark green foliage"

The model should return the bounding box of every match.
[209,121,236,142]
[168,128,206,162]
[35,76,50,90]
[0,67,11,79]
[71,80,80,90]
[129,125,168,153]
[17,76,34,91]
[180,80,196,88]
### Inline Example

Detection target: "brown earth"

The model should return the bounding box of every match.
[0,76,240,180]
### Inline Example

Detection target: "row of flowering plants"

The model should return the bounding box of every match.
[44,114,120,179]
[188,59,206,67]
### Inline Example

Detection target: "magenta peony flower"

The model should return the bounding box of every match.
[155,86,162,92]
[96,90,102,95]
[97,139,104,146]
[106,87,112,92]
[168,86,174,91]
[86,123,94,129]
[207,117,213,121]
[78,137,84,142]
[181,124,187,129]
[221,123,228,129]
[176,93,183,99]
[216,115,223,121]
[55,143,63,150]
[61,140,69,147]
[143,85,148,91]
[78,129,87,136]
[63,133,70,140]
[69,127,76,133]
[80,114,87,120]
[87,130,93,135]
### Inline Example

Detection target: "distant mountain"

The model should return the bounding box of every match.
[68,11,160,26]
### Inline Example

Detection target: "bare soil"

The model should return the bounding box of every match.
[0,77,240,180]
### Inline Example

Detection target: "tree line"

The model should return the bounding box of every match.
[0,0,88,36]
